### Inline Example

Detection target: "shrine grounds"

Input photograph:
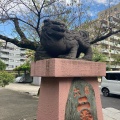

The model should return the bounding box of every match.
[0,83,119,120]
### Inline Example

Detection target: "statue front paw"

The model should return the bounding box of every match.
[82,56,92,61]
[58,55,66,58]
[58,55,75,59]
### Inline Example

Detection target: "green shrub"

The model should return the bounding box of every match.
[0,71,14,87]
[14,62,30,72]
[92,48,107,62]
[0,59,6,70]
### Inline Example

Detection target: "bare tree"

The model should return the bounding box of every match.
[0,0,120,53]
[79,18,120,44]
[79,8,120,69]
[0,0,70,50]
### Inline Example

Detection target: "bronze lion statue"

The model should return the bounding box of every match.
[35,19,92,61]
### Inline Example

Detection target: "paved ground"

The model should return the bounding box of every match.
[0,83,119,120]
[5,83,40,96]
[101,94,120,110]
[0,88,38,120]
[103,108,120,120]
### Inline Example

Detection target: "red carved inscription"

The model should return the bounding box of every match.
[80,109,93,120]
[73,88,81,98]
[78,96,87,104]
[85,86,90,95]
[74,87,93,119]
[77,102,90,112]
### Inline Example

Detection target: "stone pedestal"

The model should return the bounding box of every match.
[31,58,106,120]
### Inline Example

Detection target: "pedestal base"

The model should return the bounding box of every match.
[37,77,103,120]
[31,59,105,120]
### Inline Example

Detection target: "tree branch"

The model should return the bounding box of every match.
[0,34,38,50]
[43,0,56,8]
[19,0,38,16]
[37,0,45,29]
[40,11,68,19]
[68,12,83,26]
[0,17,36,29]
[32,0,39,13]
[35,0,46,39]
[17,18,36,29]
[12,18,28,41]
[90,29,120,44]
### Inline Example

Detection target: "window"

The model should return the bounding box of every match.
[108,16,113,22]
[1,58,9,61]
[114,8,117,11]
[116,13,120,18]
[105,11,107,14]
[9,53,14,56]
[20,48,25,51]
[8,65,14,68]
[15,48,19,50]
[9,47,14,50]
[100,14,102,16]
[9,59,14,62]
[16,60,20,62]
[20,59,25,62]
[5,64,9,67]
[20,54,25,57]
[15,54,20,57]
[106,73,120,80]
[1,51,9,55]
[101,23,107,28]
[105,73,108,79]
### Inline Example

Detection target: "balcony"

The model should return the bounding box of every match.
[100,20,108,24]
[112,16,120,23]
[0,54,9,58]
[101,40,120,49]
[101,49,109,53]
[0,48,10,52]
[109,22,120,29]
[101,48,120,55]
[0,59,9,64]
[115,33,120,37]
[110,50,120,54]
[20,50,26,54]
[110,37,120,42]
[110,65,120,69]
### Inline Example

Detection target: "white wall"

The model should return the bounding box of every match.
[32,77,41,86]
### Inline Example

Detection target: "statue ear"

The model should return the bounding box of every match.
[85,31,89,37]
[44,19,50,23]
[84,31,89,37]
[51,20,66,26]
[80,31,89,38]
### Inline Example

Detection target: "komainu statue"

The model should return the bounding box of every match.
[35,19,92,61]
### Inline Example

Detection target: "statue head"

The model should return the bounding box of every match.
[41,19,67,40]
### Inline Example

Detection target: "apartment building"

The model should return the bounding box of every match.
[80,3,120,70]
[97,3,120,70]
[0,40,26,70]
